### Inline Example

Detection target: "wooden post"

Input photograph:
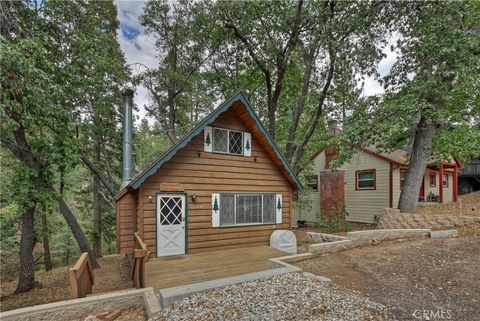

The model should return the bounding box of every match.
[131,232,148,289]
[69,252,94,299]
[453,165,458,203]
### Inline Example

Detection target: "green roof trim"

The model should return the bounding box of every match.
[127,91,303,192]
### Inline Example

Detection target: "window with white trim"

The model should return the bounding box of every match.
[213,128,243,155]
[219,193,275,226]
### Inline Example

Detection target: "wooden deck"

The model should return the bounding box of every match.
[145,246,287,290]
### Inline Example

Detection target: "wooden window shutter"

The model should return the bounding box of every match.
[243,132,252,157]
[275,194,282,224]
[204,126,213,152]
[212,193,220,227]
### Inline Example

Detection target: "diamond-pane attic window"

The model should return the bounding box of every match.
[213,128,243,156]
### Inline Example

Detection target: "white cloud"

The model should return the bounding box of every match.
[363,48,398,96]
[115,0,157,124]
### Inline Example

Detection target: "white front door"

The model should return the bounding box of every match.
[157,194,186,257]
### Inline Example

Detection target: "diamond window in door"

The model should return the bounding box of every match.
[160,196,183,225]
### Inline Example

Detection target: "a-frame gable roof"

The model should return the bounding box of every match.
[117,91,303,199]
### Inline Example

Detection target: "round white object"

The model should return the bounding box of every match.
[270,230,297,255]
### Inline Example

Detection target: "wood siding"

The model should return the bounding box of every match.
[341,150,390,223]
[295,152,325,224]
[116,190,137,254]
[443,172,453,203]
[392,168,453,206]
[138,110,293,256]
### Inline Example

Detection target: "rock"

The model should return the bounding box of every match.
[316,275,332,283]
[430,229,459,238]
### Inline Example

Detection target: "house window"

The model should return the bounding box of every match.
[356,169,375,190]
[430,172,436,187]
[400,169,407,189]
[307,175,318,191]
[213,128,243,155]
[443,174,449,188]
[219,193,275,226]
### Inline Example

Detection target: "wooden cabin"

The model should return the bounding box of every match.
[296,146,460,224]
[116,91,303,257]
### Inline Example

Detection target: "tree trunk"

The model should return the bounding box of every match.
[398,117,437,212]
[93,175,102,258]
[41,212,53,271]
[57,198,100,268]
[15,206,37,293]
[291,50,335,170]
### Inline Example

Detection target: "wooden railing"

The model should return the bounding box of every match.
[69,252,94,299]
[131,232,149,289]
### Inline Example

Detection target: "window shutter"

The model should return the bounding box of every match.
[275,194,282,224]
[243,132,252,156]
[212,193,220,227]
[204,126,213,152]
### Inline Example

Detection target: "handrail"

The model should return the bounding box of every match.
[69,252,94,299]
[131,232,149,288]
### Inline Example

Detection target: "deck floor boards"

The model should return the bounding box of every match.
[145,246,287,290]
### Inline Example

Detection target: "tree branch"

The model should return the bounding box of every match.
[292,48,336,169]
[80,153,116,200]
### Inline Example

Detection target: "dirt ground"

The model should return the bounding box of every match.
[295,226,480,321]
[0,255,131,312]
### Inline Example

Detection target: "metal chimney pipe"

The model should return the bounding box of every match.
[120,87,134,189]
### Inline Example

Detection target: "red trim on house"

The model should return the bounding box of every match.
[355,168,376,190]
[419,177,425,201]
[309,149,323,161]
[439,164,444,203]
[453,166,458,202]
[358,147,402,165]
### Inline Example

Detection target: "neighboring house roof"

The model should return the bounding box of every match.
[116,91,303,199]
[307,144,459,171]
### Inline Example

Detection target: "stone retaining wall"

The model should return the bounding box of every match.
[305,229,431,255]
[347,229,431,246]
[0,288,161,321]
[306,232,348,243]
[378,208,480,230]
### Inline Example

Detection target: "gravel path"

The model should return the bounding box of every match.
[150,273,391,321]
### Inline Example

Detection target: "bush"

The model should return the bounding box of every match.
[316,207,352,232]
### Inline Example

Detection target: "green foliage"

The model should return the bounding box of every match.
[317,208,352,233]
[1,0,126,277]
[338,1,480,164]
[134,120,170,171]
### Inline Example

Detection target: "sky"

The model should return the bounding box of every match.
[115,0,156,123]
[114,0,397,124]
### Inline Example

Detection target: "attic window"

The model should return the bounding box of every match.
[356,169,376,190]
[213,128,243,155]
